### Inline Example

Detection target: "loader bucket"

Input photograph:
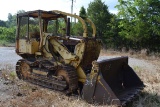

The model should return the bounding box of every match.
[82,56,144,106]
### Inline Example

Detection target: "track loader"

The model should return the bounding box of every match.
[15,10,144,106]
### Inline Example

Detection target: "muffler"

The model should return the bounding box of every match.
[82,56,144,106]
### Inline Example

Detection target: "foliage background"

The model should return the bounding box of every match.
[0,0,160,53]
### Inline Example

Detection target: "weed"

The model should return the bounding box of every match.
[133,66,142,72]
[0,64,16,82]
[9,71,16,80]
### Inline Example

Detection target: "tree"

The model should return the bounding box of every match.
[0,20,6,27]
[71,22,83,36]
[106,14,124,49]
[6,13,16,27]
[79,6,87,19]
[116,0,160,51]
[17,10,25,14]
[70,6,86,36]
[0,27,16,42]
[6,10,25,28]
[87,0,112,39]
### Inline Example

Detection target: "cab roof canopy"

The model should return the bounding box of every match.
[17,10,66,20]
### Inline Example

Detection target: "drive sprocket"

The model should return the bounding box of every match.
[16,59,78,93]
[16,59,31,80]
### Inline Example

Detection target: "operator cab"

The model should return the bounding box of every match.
[16,10,93,59]
[16,10,67,39]
[16,10,81,56]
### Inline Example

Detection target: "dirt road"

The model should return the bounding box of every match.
[0,47,21,70]
[0,47,160,107]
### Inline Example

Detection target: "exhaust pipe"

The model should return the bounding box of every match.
[66,18,70,36]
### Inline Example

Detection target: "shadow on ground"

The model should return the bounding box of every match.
[126,92,160,107]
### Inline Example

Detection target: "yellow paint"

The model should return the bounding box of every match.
[18,39,39,54]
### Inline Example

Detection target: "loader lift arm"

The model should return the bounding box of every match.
[47,36,79,64]
[15,10,144,106]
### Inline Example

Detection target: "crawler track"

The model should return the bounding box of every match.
[16,59,78,92]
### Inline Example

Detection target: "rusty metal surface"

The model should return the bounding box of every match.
[98,56,144,94]
[93,76,121,105]
[82,73,98,103]
[82,56,144,106]
[16,59,78,92]
[80,39,101,72]
[17,10,66,19]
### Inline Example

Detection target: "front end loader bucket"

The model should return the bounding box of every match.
[82,56,144,106]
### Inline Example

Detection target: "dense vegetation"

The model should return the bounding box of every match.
[0,0,160,53]
[116,0,160,52]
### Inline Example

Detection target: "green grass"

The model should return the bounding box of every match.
[0,40,9,46]
[0,40,15,47]
[133,66,143,72]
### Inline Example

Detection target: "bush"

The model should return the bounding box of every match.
[0,27,16,43]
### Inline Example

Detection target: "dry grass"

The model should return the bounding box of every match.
[0,81,90,107]
[0,64,119,107]
[100,49,160,107]
[0,64,16,82]
[0,65,90,107]
[11,91,88,107]
[130,66,160,107]
[100,49,160,61]
[0,50,160,107]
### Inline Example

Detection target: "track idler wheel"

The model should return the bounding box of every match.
[56,66,78,93]
[16,60,31,80]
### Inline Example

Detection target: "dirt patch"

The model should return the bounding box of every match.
[0,47,160,107]
[0,77,90,107]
